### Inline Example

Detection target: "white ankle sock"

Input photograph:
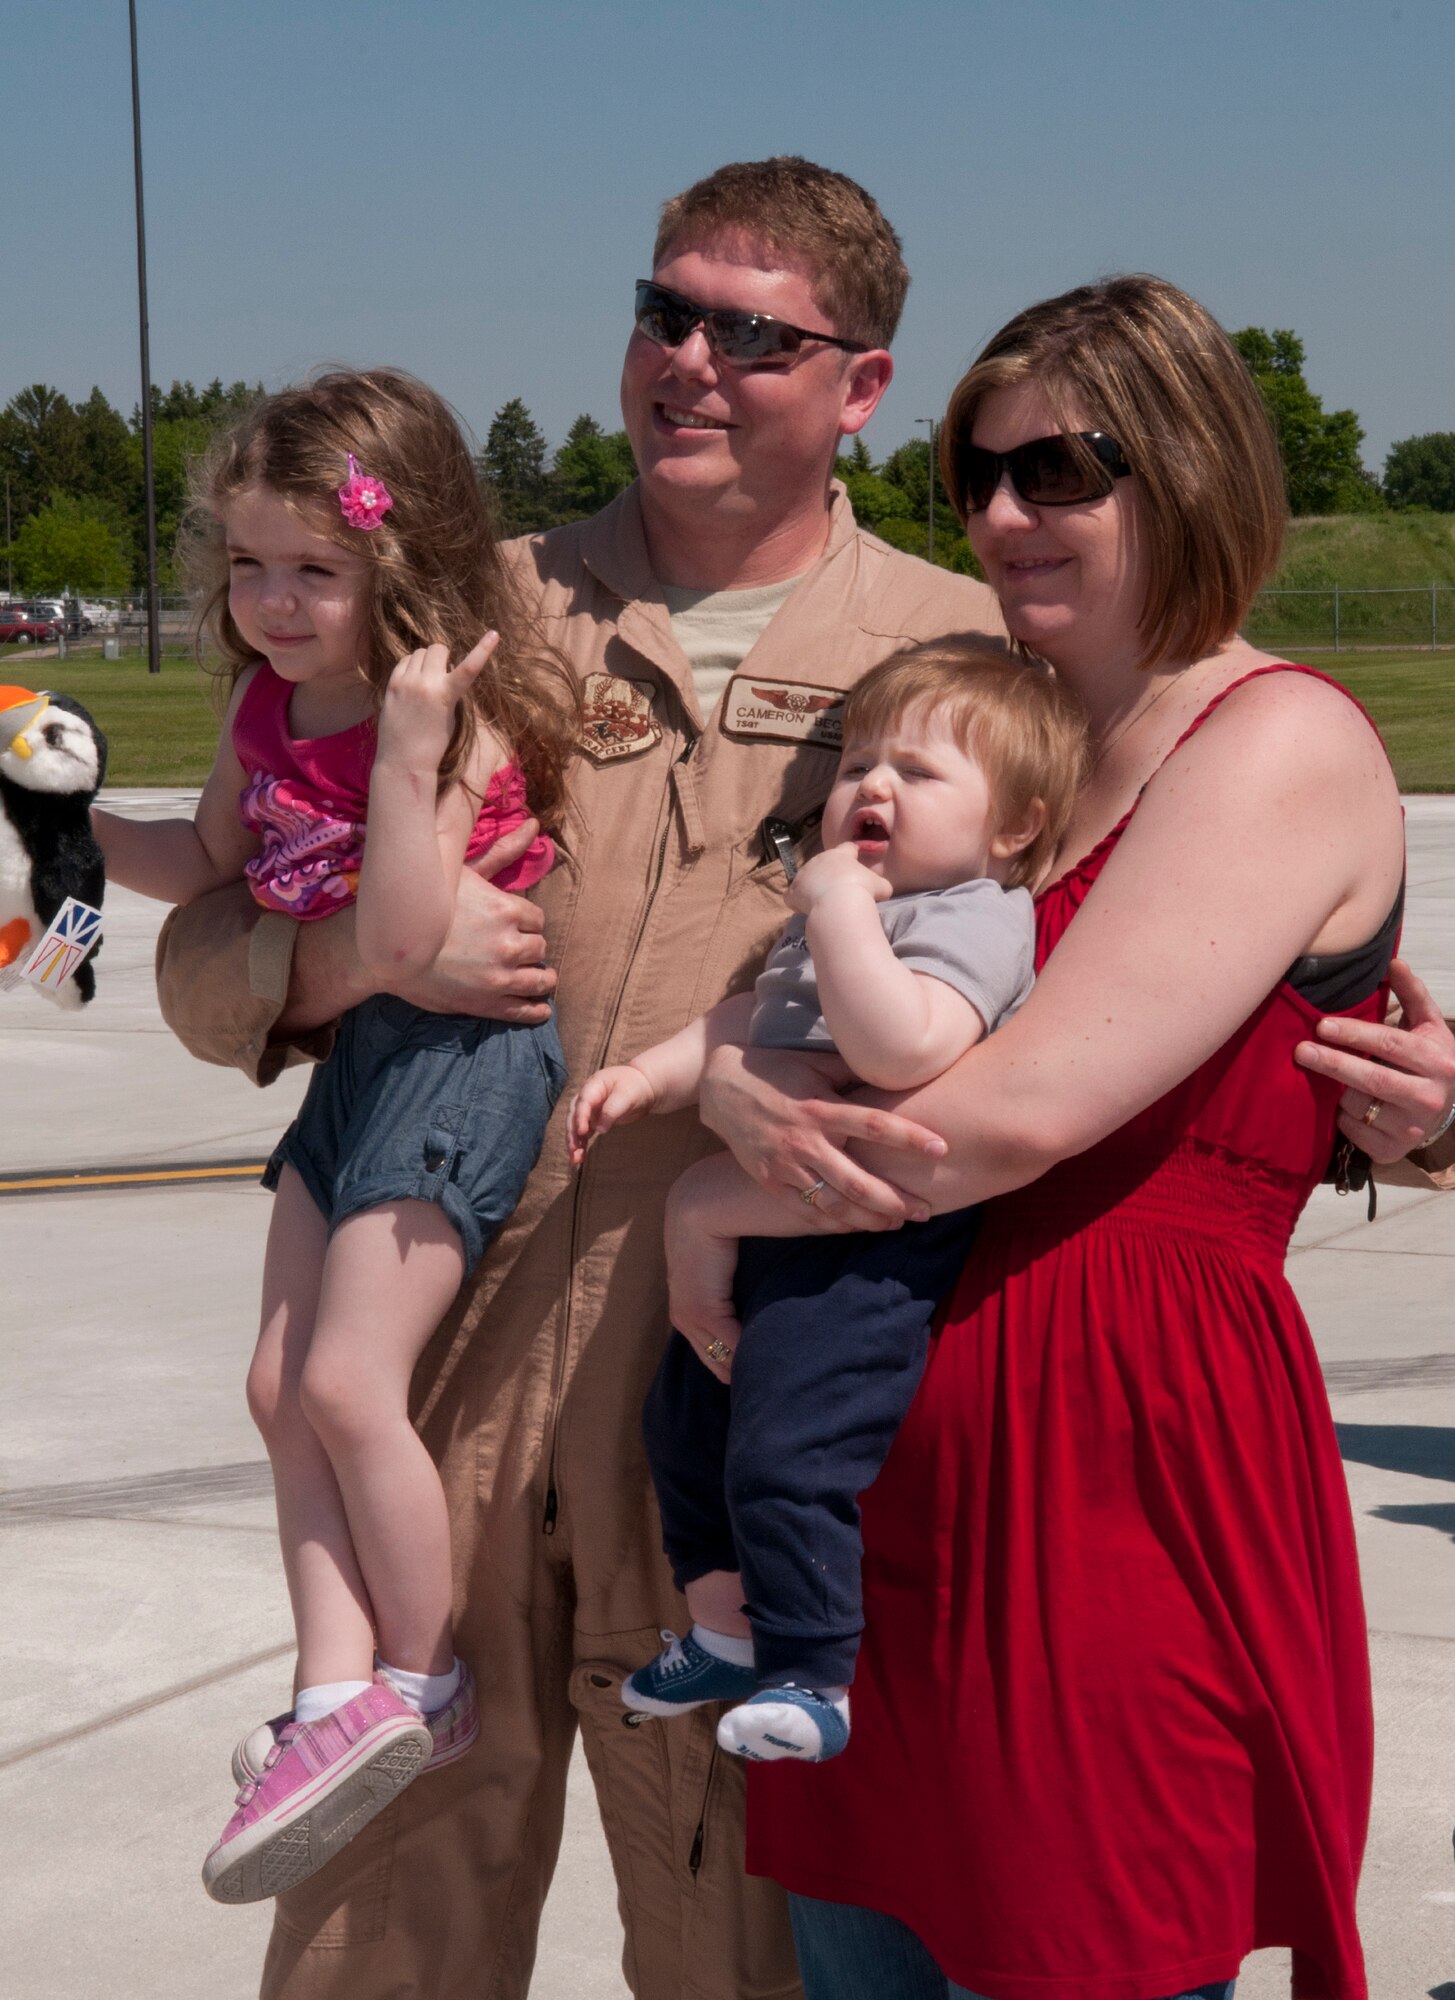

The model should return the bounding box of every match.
[378,1657,462,1715]
[294,1678,372,1725]
[691,1624,755,1669]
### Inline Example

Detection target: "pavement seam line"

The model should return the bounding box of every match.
[47,1512,279,1535]
[0,1459,274,1522]
[0,1641,295,1772]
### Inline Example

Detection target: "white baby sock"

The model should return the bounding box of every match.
[691,1625,755,1669]
[293,1679,372,1725]
[378,1657,463,1716]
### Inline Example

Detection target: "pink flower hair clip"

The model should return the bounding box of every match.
[338,454,393,531]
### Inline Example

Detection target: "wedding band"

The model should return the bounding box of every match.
[705,1338,732,1364]
[1361,1099,1383,1128]
[801,1176,828,1207]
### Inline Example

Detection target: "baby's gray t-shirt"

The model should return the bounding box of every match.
[749,877,1037,1053]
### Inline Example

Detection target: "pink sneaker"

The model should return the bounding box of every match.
[232,1666,480,1789]
[203,1683,431,1904]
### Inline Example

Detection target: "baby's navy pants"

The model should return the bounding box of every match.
[642,1207,980,1690]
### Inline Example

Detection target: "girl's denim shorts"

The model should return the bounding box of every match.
[263,994,567,1274]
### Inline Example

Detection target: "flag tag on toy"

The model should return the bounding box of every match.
[0,898,103,994]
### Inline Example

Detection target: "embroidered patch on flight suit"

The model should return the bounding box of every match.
[721,676,845,749]
[578,672,663,763]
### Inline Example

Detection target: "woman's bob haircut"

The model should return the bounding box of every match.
[939,274,1287,672]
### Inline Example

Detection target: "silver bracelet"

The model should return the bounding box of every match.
[1421,1095,1455,1149]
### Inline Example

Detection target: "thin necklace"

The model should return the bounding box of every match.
[1089,671,1186,775]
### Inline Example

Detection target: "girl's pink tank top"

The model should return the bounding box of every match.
[231,661,554,920]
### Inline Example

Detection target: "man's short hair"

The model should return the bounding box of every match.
[842,643,1089,890]
[653,157,909,351]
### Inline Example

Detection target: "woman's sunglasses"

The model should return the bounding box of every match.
[957,431,1132,512]
[633,279,870,366]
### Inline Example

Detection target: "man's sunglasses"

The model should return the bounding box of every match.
[633,280,869,365]
[956,431,1132,512]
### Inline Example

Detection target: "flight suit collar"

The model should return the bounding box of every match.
[575,481,863,731]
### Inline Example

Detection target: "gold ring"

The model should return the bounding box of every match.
[705,1338,732,1364]
[1361,1098,1383,1128]
[801,1177,828,1207]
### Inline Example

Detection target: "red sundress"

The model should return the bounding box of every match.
[748,667,1383,2000]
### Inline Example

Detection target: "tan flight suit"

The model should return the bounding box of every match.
[156,483,1004,2000]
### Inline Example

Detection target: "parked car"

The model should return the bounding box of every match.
[22,598,93,636]
[0,605,62,644]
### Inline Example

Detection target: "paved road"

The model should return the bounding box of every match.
[2,791,1451,1999]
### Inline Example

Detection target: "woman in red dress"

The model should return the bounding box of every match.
[664,276,1450,1999]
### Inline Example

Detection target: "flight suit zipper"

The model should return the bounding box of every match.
[541,731,697,1537]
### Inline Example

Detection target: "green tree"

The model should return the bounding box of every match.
[870,514,974,572]
[880,437,953,529]
[146,378,257,425]
[127,382,260,586]
[75,388,138,512]
[479,398,551,535]
[1231,329,1381,516]
[842,468,913,530]
[146,417,213,586]
[0,385,85,526]
[550,414,636,519]
[9,493,133,594]
[833,436,874,482]
[1383,433,1455,512]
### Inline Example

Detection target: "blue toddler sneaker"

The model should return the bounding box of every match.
[621,1629,758,1717]
[716,1686,851,1762]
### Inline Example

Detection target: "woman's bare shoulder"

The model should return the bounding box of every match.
[1175,650,1391,783]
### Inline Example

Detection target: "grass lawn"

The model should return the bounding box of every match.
[1303,651,1455,792]
[10,652,228,785]
[15,645,1455,793]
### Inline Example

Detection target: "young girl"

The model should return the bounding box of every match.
[92,369,577,1905]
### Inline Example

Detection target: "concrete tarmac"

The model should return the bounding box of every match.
[2,789,1452,2000]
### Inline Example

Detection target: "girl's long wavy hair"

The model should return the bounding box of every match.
[180,368,578,827]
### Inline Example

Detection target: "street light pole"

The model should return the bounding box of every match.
[129,0,161,674]
[4,476,11,596]
[916,417,936,562]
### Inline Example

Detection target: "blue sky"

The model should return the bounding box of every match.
[10,0,1454,470]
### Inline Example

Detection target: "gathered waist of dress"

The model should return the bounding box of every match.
[995,1135,1311,1269]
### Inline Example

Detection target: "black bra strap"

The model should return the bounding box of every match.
[1286,876,1404,1011]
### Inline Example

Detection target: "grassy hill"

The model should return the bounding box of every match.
[1274,511,1455,588]
[1249,510,1455,650]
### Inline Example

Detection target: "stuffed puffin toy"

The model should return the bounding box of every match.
[0,684,107,1006]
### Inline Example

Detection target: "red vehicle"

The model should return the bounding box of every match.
[0,604,61,645]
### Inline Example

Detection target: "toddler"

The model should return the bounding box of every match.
[569,644,1085,1761]
[93,370,577,1899]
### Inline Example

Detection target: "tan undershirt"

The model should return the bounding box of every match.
[662,574,804,719]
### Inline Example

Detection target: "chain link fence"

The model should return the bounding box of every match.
[10,586,1455,663]
[1245,584,1455,652]
[0,596,196,660]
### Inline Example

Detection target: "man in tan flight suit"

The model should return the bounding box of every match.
[157,158,1004,1998]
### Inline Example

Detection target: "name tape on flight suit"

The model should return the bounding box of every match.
[721,676,845,750]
